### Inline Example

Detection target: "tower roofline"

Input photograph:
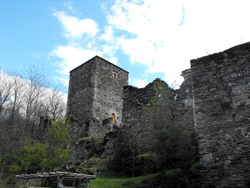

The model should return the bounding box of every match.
[69,55,129,74]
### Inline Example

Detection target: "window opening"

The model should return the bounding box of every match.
[111,113,115,125]
[113,72,117,78]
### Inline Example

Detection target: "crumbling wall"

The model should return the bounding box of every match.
[122,78,171,129]
[70,131,117,166]
[191,42,250,187]
[67,45,250,186]
[175,69,196,133]
[122,77,196,140]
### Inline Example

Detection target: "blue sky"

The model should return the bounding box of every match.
[1,0,250,94]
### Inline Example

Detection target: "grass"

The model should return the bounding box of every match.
[189,162,200,173]
[165,168,181,176]
[89,168,183,188]
[81,136,104,142]
[89,170,158,188]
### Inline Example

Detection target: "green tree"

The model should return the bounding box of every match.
[111,126,143,177]
[143,81,191,171]
[20,118,71,172]
[45,118,71,170]
[20,143,47,173]
[111,80,193,176]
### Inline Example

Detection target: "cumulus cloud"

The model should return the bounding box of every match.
[53,11,99,38]
[0,70,67,111]
[56,76,70,88]
[105,0,250,85]
[64,1,75,13]
[51,0,250,88]
[52,9,120,88]
[100,26,115,42]
[52,45,102,75]
[118,36,157,66]
[108,57,118,65]
[131,78,148,88]
[106,0,187,85]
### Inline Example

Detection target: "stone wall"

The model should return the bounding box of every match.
[175,69,196,133]
[67,59,95,125]
[191,42,250,187]
[67,43,250,186]
[67,56,128,137]
[122,78,171,129]
[93,56,128,127]
[122,76,195,134]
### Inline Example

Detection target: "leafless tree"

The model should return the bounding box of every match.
[22,66,47,124]
[46,87,66,119]
[0,72,14,119]
[0,66,66,179]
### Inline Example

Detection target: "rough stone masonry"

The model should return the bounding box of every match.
[67,56,128,138]
[190,42,250,187]
[67,42,250,187]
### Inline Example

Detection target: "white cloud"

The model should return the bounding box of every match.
[53,11,99,38]
[52,45,102,75]
[184,0,250,54]
[108,57,118,65]
[64,1,75,13]
[56,76,69,88]
[0,70,67,114]
[131,78,148,88]
[101,44,117,57]
[106,0,187,85]
[118,36,156,66]
[106,0,250,86]
[52,10,118,87]
[51,0,250,88]
[100,26,115,41]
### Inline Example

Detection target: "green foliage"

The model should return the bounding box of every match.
[0,155,3,169]
[133,169,186,188]
[19,118,71,172]
[143,81,192,171]
[138,152,156,160]
[165,168,181,176]
[82,136,104,142]
[20,143,47,173]
[48,118,71,147]
[43,118,71,171]
[110,127,144,177]
[110,81,193,176]
[81,157,105,169]
[7,174,17,186]
[90,170,157,188]
[89,169,198,188]
[189,162,200,173]
[8,164,21,173]
[153,124,191,170]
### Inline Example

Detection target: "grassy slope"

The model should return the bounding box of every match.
[89,170,157,188]
[89,168,184,188]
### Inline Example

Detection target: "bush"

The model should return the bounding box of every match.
[19,118,71,172]
[8,164,22,174]
[81,157,106,171]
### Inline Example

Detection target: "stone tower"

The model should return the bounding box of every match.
[67,56,128,137]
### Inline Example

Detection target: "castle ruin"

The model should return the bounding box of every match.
[67,42,250,187]
[67,56,128,137]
